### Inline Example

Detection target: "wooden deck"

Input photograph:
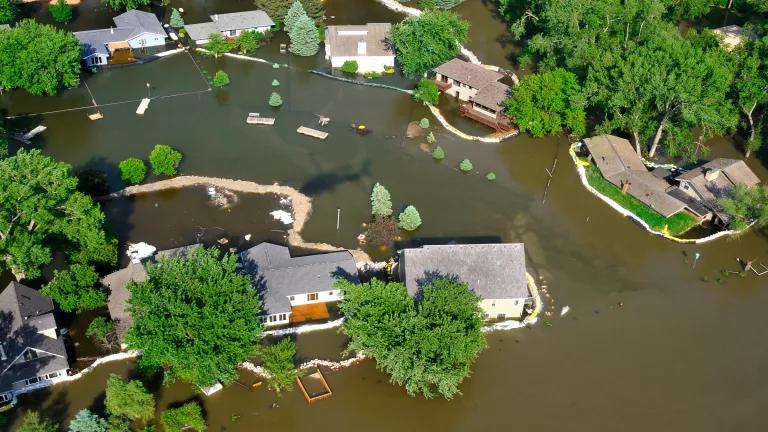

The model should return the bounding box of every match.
[246,113,276,125]
[459,102,514,132]
[297,368,332,403]
[136,98,150,115]
[297,126,328,139]
[290,303,330,324]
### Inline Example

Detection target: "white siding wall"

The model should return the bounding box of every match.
[262,312,291,327]
[220,26,271,38]
[84,54,109,67]
[471,103,499,118]
[289,289,342,306]
[329,55,395,73]
[479,298,527,320]
[435,73,479,101]
[127,32,166,48]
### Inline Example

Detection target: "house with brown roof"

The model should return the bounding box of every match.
[430,58,514,131]
[324,23,394,73]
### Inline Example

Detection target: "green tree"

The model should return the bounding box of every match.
[0,149,117,280]
[0,20,81,95]
[269,91,283,106]
[0,0,16,24]
[390,10,469,77]
[733,36,768,157]
[505,68,585,138]
[261,338,302,394]
[126,247,263,389]
[105,374,155,423]
[101,0,149,12]
[118,158,147,184]
[170,8,184,28]
[86,316,118,350]
[68,409,107,432]
[17,412,56,432]
[206,33,231,57]
[340,60,359,74]
[255,0,324,24]
[426,131,436,144]
[149,144,182,176]
[717,184,768,231]
[413,78,440,105]
[398,205,422,231]
[0,119,7,158]
[288,15,319,56]
[419,118,430,128]
[212,70,230,87]
[161,402,206,432]
[236,30,262,54]
[283,0,307,33]
[486,172,497,181]
[41,264,105,312]
[459,158,473,172]
[431,145,445,160]
[337,277,486,399]
[49,0,72,23]
[370,182,393,217]
[272,79,280,87]
[105,416,131,432]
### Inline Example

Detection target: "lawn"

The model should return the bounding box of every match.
[585,165,699,236]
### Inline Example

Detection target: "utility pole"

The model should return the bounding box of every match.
[336,208,341,230]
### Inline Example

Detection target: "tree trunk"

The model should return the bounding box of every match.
[648,114,668,158]
[745,103,756,158]
[632,131,642,156]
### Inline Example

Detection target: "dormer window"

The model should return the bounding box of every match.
[23,348,39,362]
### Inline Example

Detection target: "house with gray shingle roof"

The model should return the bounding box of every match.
[185,10,274,44]
[74,10,167,68]
[0,282,69,405]
[324,23,394,73]
[240,243,359,326]
[397,243,533,321]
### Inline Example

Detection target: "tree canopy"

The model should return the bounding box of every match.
[717,184,768,231]
[0,149,116,280]
[337,277,487,399]
[101,0,149,12]
[261,338,301,394]
[505,68,586,138]
[288,14,319,56]
[284,0,307,33]
[255,0,324,23]
[390,10,469,78]
[0,20,81,95]
[16,412,56,432]
[161,402,206,432]
[732,35,768,157]
[68,409,107,432]
[41,263,106,312]
[370,183,393,217]
[126,247,263,389]
[0,0,16,24]
[105,374,156,423]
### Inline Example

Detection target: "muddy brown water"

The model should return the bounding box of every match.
[3,1,768,430]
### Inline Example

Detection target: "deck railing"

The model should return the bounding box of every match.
[459,102,514,132]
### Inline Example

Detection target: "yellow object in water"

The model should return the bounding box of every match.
[358,124,366,129]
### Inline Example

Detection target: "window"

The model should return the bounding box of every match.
[268,315,276,323]
[229,30,237,37]
[24,377,41,385]
[23,349,39,362]
[278,313,287,321]
[307,293,318,301]
[0,393,10,402]
[497,313,506,320]
[482,313,489,320]
[514,300,519,306]
[289,295,295,301]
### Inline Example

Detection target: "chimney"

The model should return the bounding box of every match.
[357,40,367,55]
[704,168,720,182]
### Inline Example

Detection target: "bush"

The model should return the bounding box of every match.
[272,79,280,87]
[16,412,56,432]
[371,182,393,217]
[419,117,430,128]
[426,131,436,144]
[459,158,473,172]
[49,0,72,23]
[398,205,422,231]
[86,317,117,350]
[486,172,496,181]
[149,144,182,176]
[340,60,359,75]
[212,70,230,87]
[269,92,283,107]
[262,339,302,394]
[431,145,445,160]
[206,33,231,57]
[413,78,440,105]
[161,402,206,432]
[236,30,263,54]
[170,8,184,28]
[41,264,105,313]
[118,158,146,184]
[68,409,107,432]
[105,374,155,423]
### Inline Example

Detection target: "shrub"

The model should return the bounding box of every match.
[16,412,56,432]
[426,132,436,144]
[371,182,393,217]
[212,70,230,87]
[49,0,72,23]
[170,8,184,28]
[486,172,496,181]
[413,78,440,105]
[419,118,430,128]
[105,374,156,422]
[340,60,359,75]
[269,92,283,107]
[398,205,422,231]
[366,216,398,247]
[206,33,231,57]
[68,409,107,432]
[236,30,263,54]
[118,158,146,184]
[149,144,182,176]
[262,339,302,394]
[363,71,383,78]
[86,317,117,350]
[431,145,445,160]
[459,158,473,172]
[161,402,206,432]
[272,79,280,87]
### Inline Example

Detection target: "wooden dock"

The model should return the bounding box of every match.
[246,113,275,125]
[297,126,328,140]
[297,368,333,404]
[136,98,150,115]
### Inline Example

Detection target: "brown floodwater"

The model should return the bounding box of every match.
[3,0,768,431]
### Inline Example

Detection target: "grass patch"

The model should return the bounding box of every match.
[585,165,698,236]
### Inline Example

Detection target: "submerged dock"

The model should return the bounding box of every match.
[246,113,275,125]
[11,125,47,144]
[136,98,150,115]
[297,126,328,140]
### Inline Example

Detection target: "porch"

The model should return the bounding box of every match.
[433,78,452,92]
[459,102,515,132]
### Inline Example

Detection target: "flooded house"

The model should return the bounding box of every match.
[324,23,395,73]
[429,58,514,131]
[239,243,359,327]
[0,282,69,406]
[74,10,168,68]
[185,10,274,44]
[396,243,533,320]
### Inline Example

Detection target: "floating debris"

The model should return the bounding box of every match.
[127,242,156,263]
[270,210,294,225]
[244,234,252,241]
[217,238,229,245]
[560,305,570,316]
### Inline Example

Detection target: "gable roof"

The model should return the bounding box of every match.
[471,81,511,111]
[0,282,67,393]
[240,243,359,315]
[609,170,688,217]
[74,28,136,57]
[583,135,647,179]
[113,10,166,38]
[433,58,504,90]
[102,263,148,341]
[210,10,274,31]
[399,243,530,301]
[676,158,761,203]
[184,22,220,41]
[326,23,393,57]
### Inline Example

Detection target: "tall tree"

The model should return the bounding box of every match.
[717,184,768,230]
[101,0,149,12]
[126,247,263,389]
[288,14,319,56]
[390,10,469,78]
[41,263,106,312]
[255,0,324,23]
[68,409,107,432]
[261,338,302,394]
[161,402,206,432]
[104,375,156,423]
[370,183,393,217]
[733,36,768,157]
[338,277,487,399]
[0,0,16,23]
[283,0,307,33]
[0,149,117,280]
[16,412,56,432]
[0,20,81,95]
[205,33,231,58]
[505,68,586,138]
[170,8,184,28]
